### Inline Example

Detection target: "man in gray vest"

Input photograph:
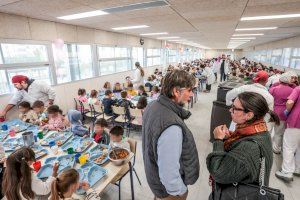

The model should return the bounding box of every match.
[142,70,200,200]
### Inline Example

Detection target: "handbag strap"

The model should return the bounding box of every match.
[244,139,266,187]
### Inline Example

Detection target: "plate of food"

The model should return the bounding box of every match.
[90,153,109,165]
[88,144,110,157]
[57,154,75,169]
[61,137,93,153]
[40,131,73,146]
[108,148,130,166]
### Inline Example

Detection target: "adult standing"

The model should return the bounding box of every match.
[269,72,295,154]
[131,62,145,88]
[219,54,229,82]
[212,58,220,81]
[201,63,215,93]
[0,75,55,118]
[276,86,300,181]
[142,70,200,200]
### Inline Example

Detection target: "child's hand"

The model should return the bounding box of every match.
[81,181,90,191]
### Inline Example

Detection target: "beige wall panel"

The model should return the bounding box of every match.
[76,26,95,43]
[55,23,77,43]
[0,13,31,39]
[29,18,56,41]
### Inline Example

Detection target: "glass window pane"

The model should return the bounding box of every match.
[153,49,160,56]
[53,44,71,84]
[272,49,282,56]
[147,49,153,57]
[99,61,115,75]
[132,47,144,66]
[116,59,131,72]
[147,58,153,67]
[7,67,52,85]
[1,43,48,64]
[153,57,161,66]
[290,58,300,69]
[98,47,114,58]
[281,48,291,67]
[292,48,300,57]
[115,47,128,58]
[77,45,93,79]
[67,44,81,81]
[0,70,9,95]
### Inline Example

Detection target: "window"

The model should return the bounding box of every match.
[281,48,291,67]
[167,49,177,64]
[53,44,93,83]
[97,46,131,75]
[292,48,300,57]
[7,67,51,85]
[132,47,144,65]
[0,70,9,95]
[1,43,48,64]
[146,48,161,67]
[290,58,300,69]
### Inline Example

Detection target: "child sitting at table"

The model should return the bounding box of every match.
[77,88,88,102]
[109,125,130,150]
[67,109,89,137]
[126,83,137,96]
[32,100,48,125]
[113,82,123,93]
[18,101,38,124]
[3,147,59,200]
[49,168,101,200]
[151,86,160,100]
[145,76,153,91]
[41,105,66,131]
[138,85,148,97]
[117,91,134,121]
[102,81,111,92]
[88,90,100,105]
[91,118,110,145]
[102,90,117,116]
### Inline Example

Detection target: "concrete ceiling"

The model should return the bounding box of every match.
[0,0,300,49]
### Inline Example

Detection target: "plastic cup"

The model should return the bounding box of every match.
[75,153,81,163]
[0,117,5,123]
[34,135,38,142]
[49,141,56,148]
[78,154,87,165]
[37,132,43,139]
[67,147,74,154]
[9,129,16,137]
[32,161,41,172]
[1,124,8,131]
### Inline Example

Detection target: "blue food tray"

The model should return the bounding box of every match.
[90,153,109,165]
[88,144,110,157]
[61,137,93,153]
[76,162,107,195]
[41,131,73,146]
[37,164,71,179]
[44,155,75,171]
[0,130,8,142]
[3,137,21,152]
[31,144,48,159]
[0,119,32,132]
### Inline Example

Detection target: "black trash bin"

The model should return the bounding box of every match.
[210,101,232,142]
[217,81,244,102]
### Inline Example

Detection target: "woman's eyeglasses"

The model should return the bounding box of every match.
[230,104,247,113]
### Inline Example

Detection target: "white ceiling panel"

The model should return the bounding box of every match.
[0,0,299,49]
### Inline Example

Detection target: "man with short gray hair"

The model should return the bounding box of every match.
[142,70,200,200]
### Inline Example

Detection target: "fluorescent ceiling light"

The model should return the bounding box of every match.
[112,25,149,30]
[236,27,277,31]
[58,10,108,20]
[231,37,256,40]
[140,32,168,36]
[233,33,264,36]
[157,36,180,39]
[241,14,300,21]
[168,39,187,42]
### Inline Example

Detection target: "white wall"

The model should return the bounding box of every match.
[204,49,243,60]
[0,66,158,120]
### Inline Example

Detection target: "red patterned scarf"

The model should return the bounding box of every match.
[224,118,267,150]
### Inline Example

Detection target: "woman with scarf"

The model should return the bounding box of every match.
[207,92,279,199]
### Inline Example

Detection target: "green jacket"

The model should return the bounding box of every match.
[206,132,273,186]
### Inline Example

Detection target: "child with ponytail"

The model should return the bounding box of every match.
[50,169,101,200]
[2,147,59,200]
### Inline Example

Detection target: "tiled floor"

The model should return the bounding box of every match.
[101,82,300,200]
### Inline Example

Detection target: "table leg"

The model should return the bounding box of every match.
[129,161,135,200]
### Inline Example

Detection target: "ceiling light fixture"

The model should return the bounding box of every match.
[232,33,264,36]
[231,37,256,40]
[157,36,180,39]
[112,25,149,30]
[58,10,108,20]
[241,14,300,21]
[140,32,168,36]
[236,27,277,31]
